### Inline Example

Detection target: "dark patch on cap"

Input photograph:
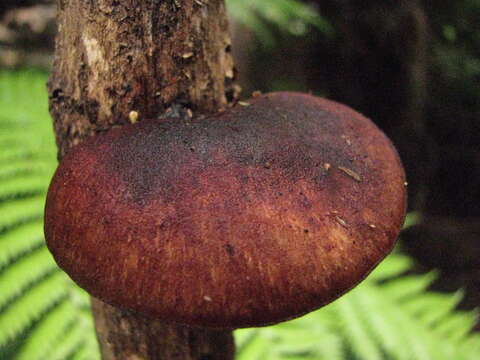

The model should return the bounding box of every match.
[100,92,372,206]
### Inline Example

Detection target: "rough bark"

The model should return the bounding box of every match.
[92,299,235,360]
[48,0,237,158]
[48,0,237,359]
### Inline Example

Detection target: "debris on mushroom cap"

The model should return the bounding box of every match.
[44,92,407,329]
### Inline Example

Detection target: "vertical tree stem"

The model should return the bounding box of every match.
[48,0,237,358]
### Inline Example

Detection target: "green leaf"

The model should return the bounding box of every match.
[353,286,408,360]
[0,221,45,269]
[0,174,50,201]
[0,246,58,309]
[367,253,414,281]
[381,272,438,301]
[334,295,383,360]
[433,311,479,342]
[236,330,270,360]
[403,292,464,326]
[0,271,67,348]
[0,160,54,181]
[47,324,86,360]
[14,300,77,360]
[0,196,45,232]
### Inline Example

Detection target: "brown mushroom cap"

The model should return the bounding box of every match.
[45,92,406,329]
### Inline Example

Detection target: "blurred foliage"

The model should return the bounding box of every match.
[227,0,333,46]
[419,1,480,217]
[0,71,480,359]
[236,255,480,360]
[428,0,480,102]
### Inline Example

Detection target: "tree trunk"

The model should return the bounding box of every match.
[48,0,237,359]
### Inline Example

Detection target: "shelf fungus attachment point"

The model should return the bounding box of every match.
[45,92,407,329]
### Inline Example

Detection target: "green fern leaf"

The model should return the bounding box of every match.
[71,344,100,360]
[366,253,414,282]
[0,149,45,164]
[403,291,464,326]
[14,299,77,360]
[0,221,44,269]
[47,323,86,360]
[236,252,480,360]
[0,160,54,181]
[0,196,45,232]
[350,286,407,360]
[381,272,438,301]
[382,300,444,360]
[235,329,270,360]
[433,310,479,342]
[0,174,51,202]
[234,328,257,352]
[273,325,343,359]
[0,246,58,309]
[0,271,67,348]
[46,293,99,360]
[334,295,383,360]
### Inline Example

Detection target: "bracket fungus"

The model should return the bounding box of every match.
[45,92,406,329]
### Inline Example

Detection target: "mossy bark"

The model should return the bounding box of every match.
[48,0,237,359]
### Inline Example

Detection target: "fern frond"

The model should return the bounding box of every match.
[0,71,102,360]
[433,310,479,342]
[0,221,44,269]
[271,323,343,360]
[353,286,407,360]
[0,196,45,232]
[0,246,58,310]
[0,271,67,348]
[459,337,480,360]
[0,174,51,201]
[380,295,447,360]
[235,329,270,360]
[381,272,438,301]
[334,295,383,360]
[366,252,414,281]
[403,291,464,326]
[0,160,54,180]
[69,319,101,360]
[71,345,93,360]
[47,323,86,360]
[14,300,77,360]
[0,148,43,164]
[0,133,32,147]
[44,286,100,360]
[236,253,480,360]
